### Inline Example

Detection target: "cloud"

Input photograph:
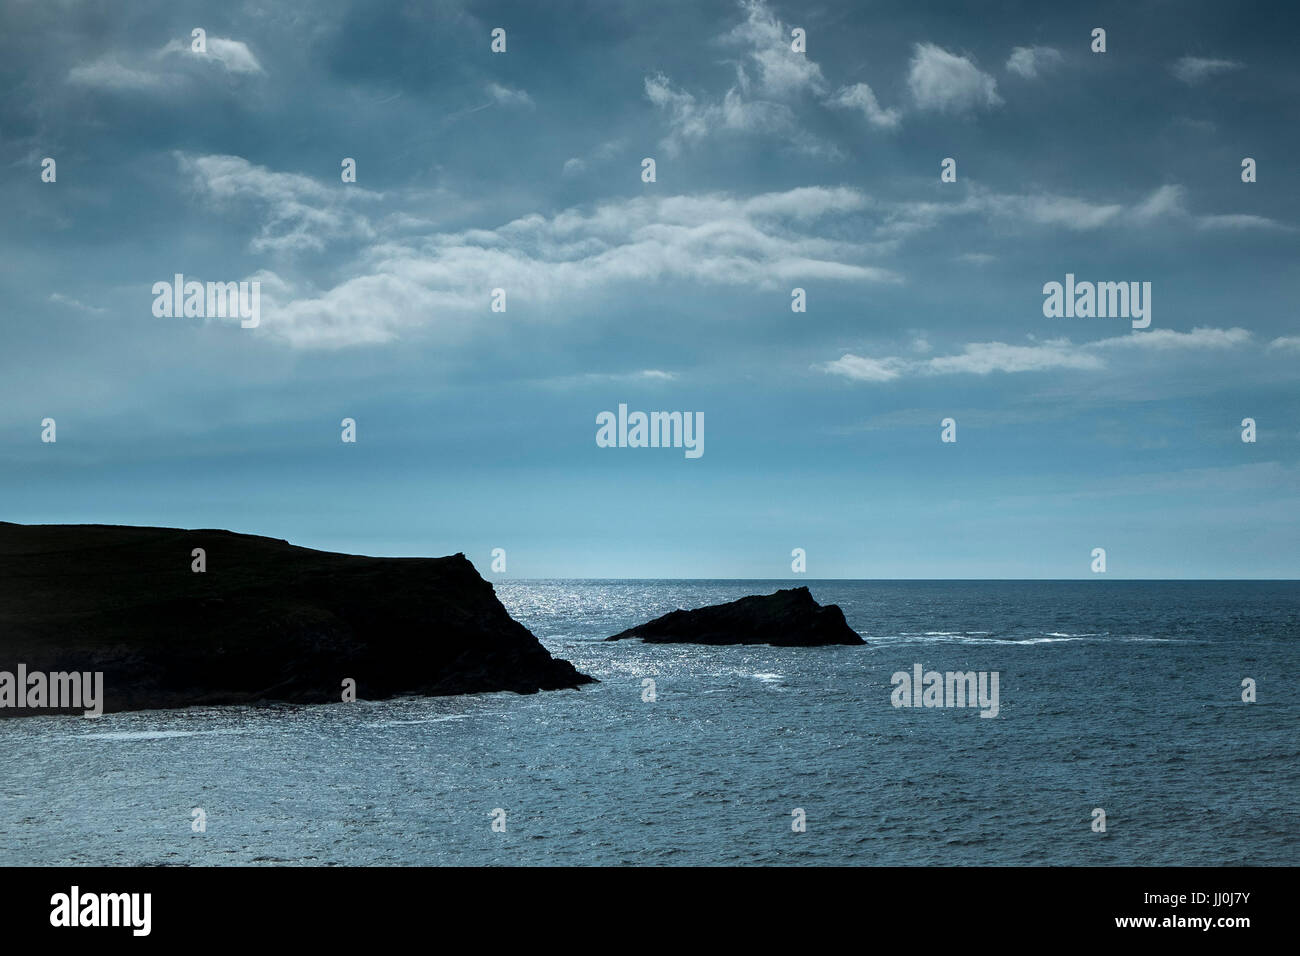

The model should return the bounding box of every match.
[822,327,1253,383]
[1268,336,1300,352]
[49,293,106,314]
[160,36,264,74]
[645,72,805,156]
[925,340,1103,375]
[486,82,533,108]
[828,83,901,129]
[1005,45,1063,79]
[69,36,263,91]
[1089,327,1252,350]
[1132,184,1187,222]
[879,183,1127,236]
[907,43,1001,113]
[66,57,165,90]
[1130,184,1290,231]
[821,354,905,382]
[723,0,826,98]
[176,153,381,254]
[881,182,1290,237]
[643,2,840,156]
[197,168,896,347]
[1197,213,1292,231]
[1170,56,1243,84]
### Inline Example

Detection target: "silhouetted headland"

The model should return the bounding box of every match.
[0,522,593,717]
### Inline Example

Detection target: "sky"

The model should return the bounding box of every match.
[1,0,1298,578]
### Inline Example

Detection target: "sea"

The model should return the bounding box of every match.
[2,580,1296,866]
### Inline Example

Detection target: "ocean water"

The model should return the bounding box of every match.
[1,580,1296,866]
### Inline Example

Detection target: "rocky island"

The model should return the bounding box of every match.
[606,586,864,646]
[0,522,593,717]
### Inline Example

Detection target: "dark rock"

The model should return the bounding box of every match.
[0,522,594,717]
[606,586,863,646]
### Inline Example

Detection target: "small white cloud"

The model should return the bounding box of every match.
[1197,213,1291,231]
[205,37,263,74]
[821,354,905,383]
[1171,56,1243,84]
[925,340,1102,375]
[828,83,901,129]
[562,158,587,177]
[1128,185,1290,231]
[160,36,263,74]
[49,293,106,314]
[1132,184,1188,222]
[908,43,1001,113]
[1005,45,1063,79]
[821,327,1253,384]
[1267,336,1300,352]
[1091,327,1252,350]
[67,57,164,90]
[486,82,533,108]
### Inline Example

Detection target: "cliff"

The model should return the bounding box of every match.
[0,522,593,717]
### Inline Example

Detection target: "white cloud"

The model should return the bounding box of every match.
[1089,327,1252,350]
[67,57,165,90]
[925,340,1103,375]
[879,183,1128,236]
[1005,45,1063,79]
[69,36,263,91]
[907,43,1001,113]
[643,1,842,156]
[194,167,896,347]
[723,0,826,98]
[645,72,805,156]
[1170,56,1243,84]
[176,153,381,254]
[821,354,905,382]
[160,36,264,74]
[486,82,533,108]
[1132,184,1187,222]
[879,182,1290,237]
[1197,213,1292,231]
[1268,336,1300,352]
[49,293,106,314]
[1129,184,1289,231]
[822,327,1254,383]
[828,83,901,129]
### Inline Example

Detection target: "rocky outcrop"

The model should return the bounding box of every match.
[606,586,863,646]
[0,522,593,717]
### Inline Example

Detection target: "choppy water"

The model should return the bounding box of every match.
[2,580,1296,865]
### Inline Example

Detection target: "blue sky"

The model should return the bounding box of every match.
[2,0,1298,578]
